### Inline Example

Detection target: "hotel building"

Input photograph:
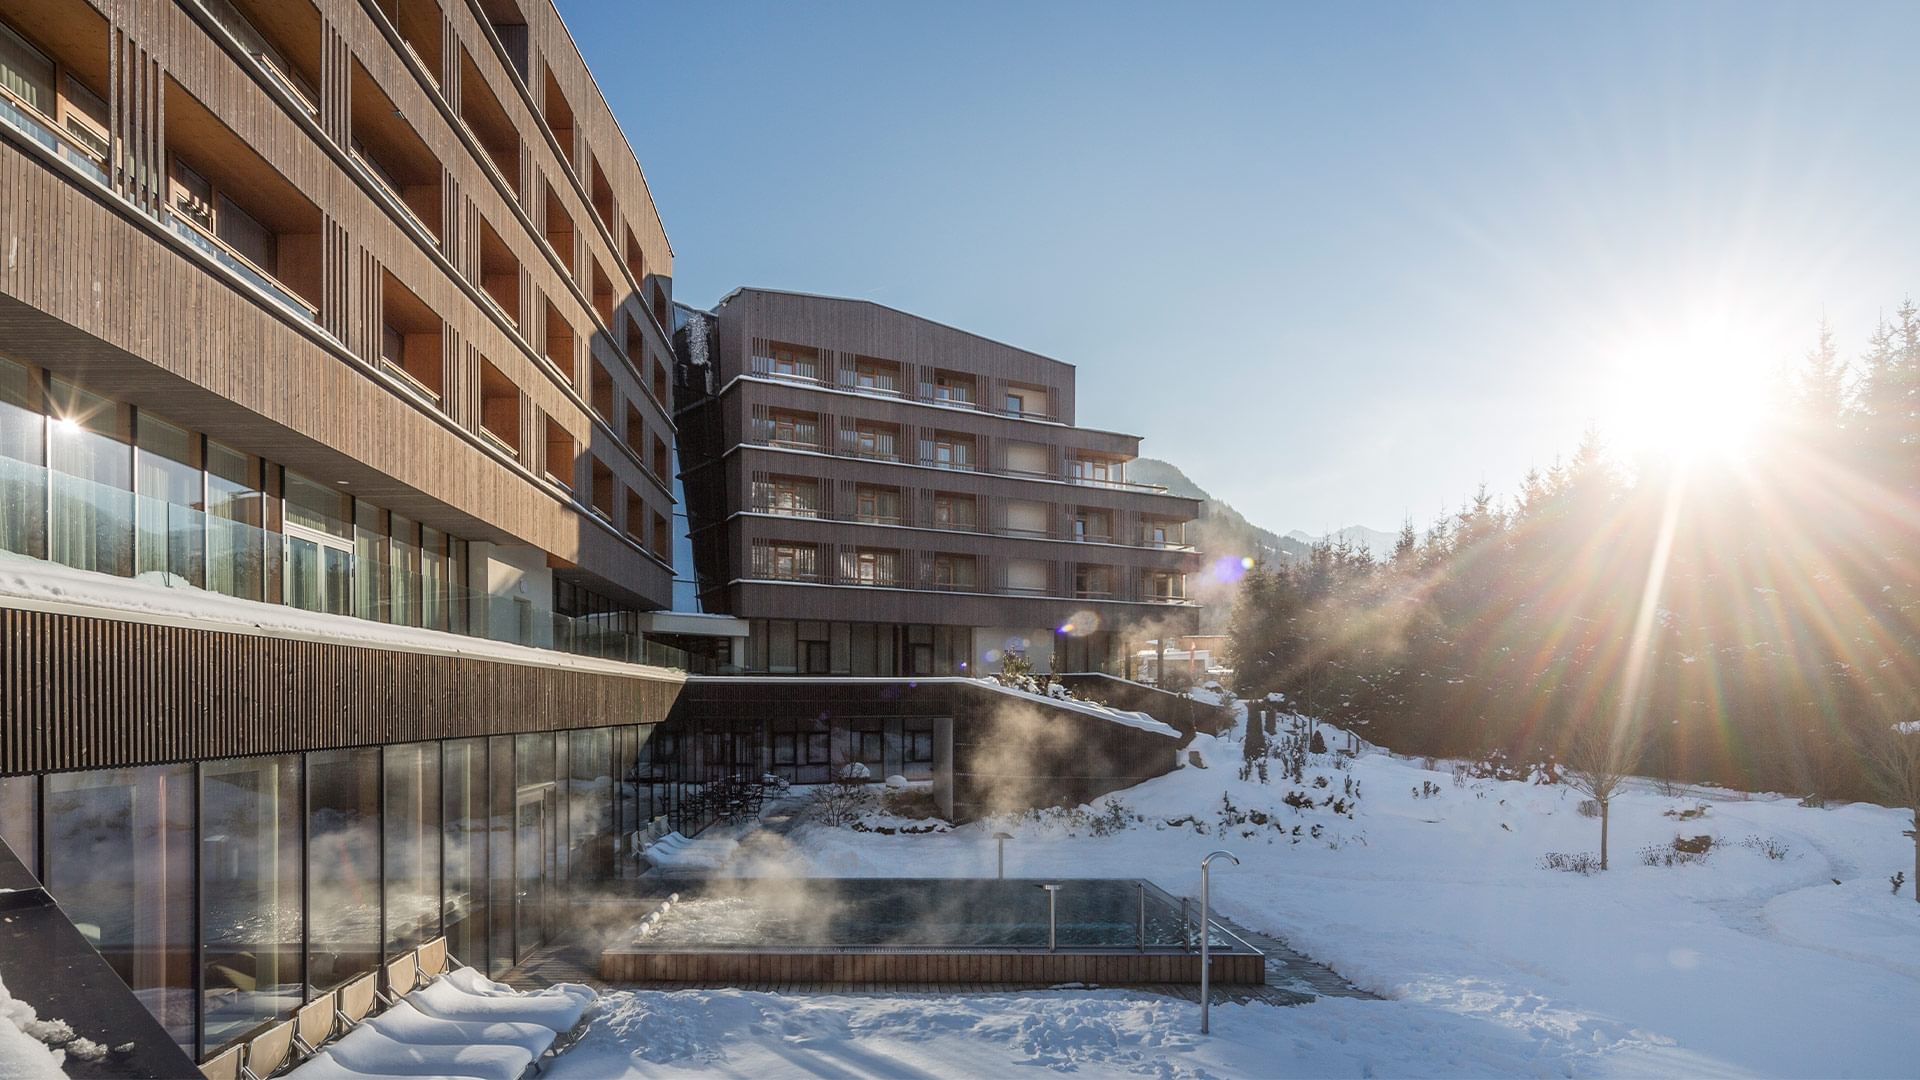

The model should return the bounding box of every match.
[0,0,688,1065]
[674,288,1204,677]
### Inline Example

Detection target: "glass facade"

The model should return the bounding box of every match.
[200,755,302,1048]
[3,724,652,1063]
[43,765,195,1053]
[0,356,680,667]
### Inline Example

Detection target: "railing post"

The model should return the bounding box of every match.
[1136,882,1146,951]
[1041,884,1062,953]
[1198,850,1239,1036]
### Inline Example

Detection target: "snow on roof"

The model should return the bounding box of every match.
[0,971,73,1079]
[690,676,1180,739]
[0,555,686,683]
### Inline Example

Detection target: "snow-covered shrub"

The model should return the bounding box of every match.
[1413,781,1441,800]
[1541,851,1602,875]
[1310,729,1328,754]
[1088,799,1138,837]
[1740,835,1790,860]
[808,782,874,827]
[1283,790,1316,811]
[1639,835,1714,866]
[1576,798,1600,817]
[1663,801,1711,821]
[1892,871,1907,896]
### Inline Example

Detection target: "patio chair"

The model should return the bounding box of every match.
[361,998,556,1062]
[416,936,457,982]
[291,990,337,1055]
[239,1017,296,1080]
[198,1045,242,1080]
[378,951,421,1007]
[334,972,379,1030]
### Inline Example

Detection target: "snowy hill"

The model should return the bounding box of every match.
[1285,525,1401,554]
[554,700,1920,1078]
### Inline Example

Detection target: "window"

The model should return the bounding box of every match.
[765,343,817,381]
[1148,570,1185,600]
[761,475,817,516]
[308,747,380,993]
[200,754,303,1052]
[170,156,214,230]
[590,458,614,518]
[48,377,132,577]
[134,411,204,586]
[45,764,195,1054]
[1073,510,1111,542]
[932,492,976,528]
[761,542,816,581]
[478,357,521,452]
[0,356,45,561]
[931,373,972,403]
[545,300,576,383]
[385,742,442,952]
[1005,391,1023,414]
[623,401,644,457]
[442,738,490,973]
[850,357,897,392]
[1072,458,1114,484]
[0,21,55,118]
[652,434,669,481]
[652,511,669,557]
[589,356,614,419]
[931,554,976,588]
[851,549,894,586]
[1074,564,1112,598]
[766,409,816,448]
[545,418,575,490]
[854,485,899,523]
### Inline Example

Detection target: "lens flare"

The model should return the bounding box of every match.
[1210,555,1253,583]
[1058,611,1100,637]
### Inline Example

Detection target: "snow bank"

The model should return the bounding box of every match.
[699,700,1918,1077]
[0,555,683,681]
[0,974,69,1080]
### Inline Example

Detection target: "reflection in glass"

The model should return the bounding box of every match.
[488,735,514,977]
[566,728,612,884]
[201,755,302,1051]
[205,440,266,602]
[47,377,132,576]
[443,739,489,972]
[0,355,46,559]
[384,742,441,952]
[44,765,195,1055]
[134,411,205,586]
[308,747,380,992]
[0,774,38,877]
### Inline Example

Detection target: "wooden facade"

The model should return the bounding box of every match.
[0,0,676,610]
[677,289,1205,647]
[0,606,683,774]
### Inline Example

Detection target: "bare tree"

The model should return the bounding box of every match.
[1564,720,1645,871]
[1863,722,1920,904]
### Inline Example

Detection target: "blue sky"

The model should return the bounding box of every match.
[563,0,1919,536]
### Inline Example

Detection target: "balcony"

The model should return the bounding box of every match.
[458,45,521,197]
[198,0,322,117]
[371,0,443,88]
[379,270,444,405]
[351,59,442,242]
[476,216,522,328]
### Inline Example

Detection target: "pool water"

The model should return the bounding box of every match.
[635,878,1239,950]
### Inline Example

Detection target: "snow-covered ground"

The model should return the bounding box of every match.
[557,702,1920,1079]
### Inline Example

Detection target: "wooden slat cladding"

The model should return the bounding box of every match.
[0,608,682,775]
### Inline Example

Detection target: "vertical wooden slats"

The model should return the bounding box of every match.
[0,608,679,774]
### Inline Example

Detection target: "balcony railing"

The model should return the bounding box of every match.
[0,455,688,668]
[746,356,1063,421]
[0,86,111,189]
[169,213,319,324]
[741,428,1172,494]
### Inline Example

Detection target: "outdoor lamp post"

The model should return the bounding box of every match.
[993,831,1013,879]
[1199,849,1239,1035]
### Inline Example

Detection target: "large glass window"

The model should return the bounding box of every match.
[307,747,380,993]
[389,512,421,628]
[565,728,612,885]
[205,440,267,602]
[44,765,195,1055]
[443,739,489,972]
[0,21,55,117]
[200,755,302,1052]
[487,735,514,977]
[353,502,388,623]
[383,742,441,953]
[47,377,132,576]
[0,774,38,877]
[134,412,205,586]
[0,356,45,559]
[284,470,351,615]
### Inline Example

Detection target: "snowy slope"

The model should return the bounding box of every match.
[558,703,1919,1078]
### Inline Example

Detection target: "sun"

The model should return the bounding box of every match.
[1600,322,1780,467]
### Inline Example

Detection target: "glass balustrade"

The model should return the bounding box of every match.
[0,456,688,668]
